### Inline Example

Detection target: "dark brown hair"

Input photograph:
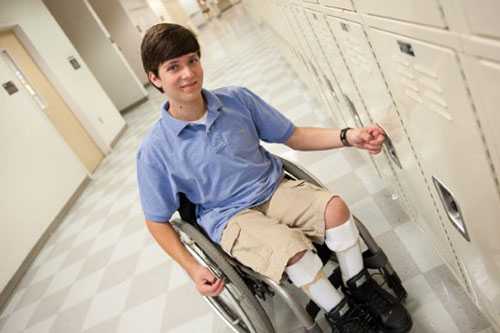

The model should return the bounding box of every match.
[141,23,201,91]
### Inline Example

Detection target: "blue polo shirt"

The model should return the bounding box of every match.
[137,86,295,243]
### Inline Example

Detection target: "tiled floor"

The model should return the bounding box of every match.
[0,3,494,333]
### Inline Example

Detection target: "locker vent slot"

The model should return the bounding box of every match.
[432,177,470,242]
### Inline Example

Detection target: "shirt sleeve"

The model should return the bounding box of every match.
[136,151,179,223]
[238,87,295,143]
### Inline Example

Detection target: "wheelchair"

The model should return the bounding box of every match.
[172,156,408,333]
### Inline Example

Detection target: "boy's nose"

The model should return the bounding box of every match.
[181,66,195,79]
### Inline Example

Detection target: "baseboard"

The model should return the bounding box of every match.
[110,123,128,148]
[119,96,149,115]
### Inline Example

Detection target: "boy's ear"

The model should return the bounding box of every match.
[148,72,162,89]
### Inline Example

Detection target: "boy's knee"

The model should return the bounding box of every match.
[324,196,351,229]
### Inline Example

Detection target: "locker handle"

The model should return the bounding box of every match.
[381,132,403,170]
[432,176,471,242]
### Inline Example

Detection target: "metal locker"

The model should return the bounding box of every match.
[291,6,343,124]
[353,0,447,28]
[458,0,500,40]
[302,10,354,127]
[305,10,368,128]
[368,28,500,322]
[459,51,500,327]
[319,0,355,11]
[460,56,500,185]
[320,15,411,210]
[302,9,405,196]
[284,6,319,94]
[324,14,463,281]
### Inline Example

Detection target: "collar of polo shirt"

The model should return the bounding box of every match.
[161,89,223,136]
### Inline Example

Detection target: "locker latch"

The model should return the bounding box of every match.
[2,81,18,95]
[68,56,81,70]
[397,41,415,57]
[432,176,471,242]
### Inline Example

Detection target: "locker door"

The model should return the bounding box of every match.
[458,0,500,40]
[368,29,500,316]
[308,12,362,125]
[354,0,447,28]
[291,7,342,123]
[323,16,413,207]
[285,6,318,93]
[0,51,86,290]
[0,31,103,173]
[301,10,352,126]
[460,56,500,182]
[305,10,369,128]
[460,54,500,323]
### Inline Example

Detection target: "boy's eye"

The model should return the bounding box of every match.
[167,64,178,71]
[189,58,199,64]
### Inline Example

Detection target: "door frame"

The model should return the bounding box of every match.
[0,23,112,157]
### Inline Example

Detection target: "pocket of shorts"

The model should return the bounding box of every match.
[235,232,273,273]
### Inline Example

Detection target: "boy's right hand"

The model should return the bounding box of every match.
[190,264,225,297]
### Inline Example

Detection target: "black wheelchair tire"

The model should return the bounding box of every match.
[174,221,275,333]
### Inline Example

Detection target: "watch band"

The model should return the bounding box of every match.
[340,127,352,147]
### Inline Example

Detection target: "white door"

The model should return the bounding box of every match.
[0,50,87,290]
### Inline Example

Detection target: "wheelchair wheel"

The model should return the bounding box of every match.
[173,221,275,333]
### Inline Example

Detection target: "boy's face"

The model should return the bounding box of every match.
[149,52,203,104]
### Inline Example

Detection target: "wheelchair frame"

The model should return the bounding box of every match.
[172,156,407,333]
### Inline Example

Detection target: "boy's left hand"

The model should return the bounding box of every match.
[347,126,386,155]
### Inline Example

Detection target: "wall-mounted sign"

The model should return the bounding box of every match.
[2,81,18,95]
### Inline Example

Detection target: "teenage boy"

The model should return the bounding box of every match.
[137,23,412,333]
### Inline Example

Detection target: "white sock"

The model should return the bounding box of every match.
[325,218,364,283]
[286,250,344,311]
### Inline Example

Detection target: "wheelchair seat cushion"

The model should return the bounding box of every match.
[219,178,335,282]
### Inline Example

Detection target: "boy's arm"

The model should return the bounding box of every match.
[145,220,224,296]
[285,125,385,154]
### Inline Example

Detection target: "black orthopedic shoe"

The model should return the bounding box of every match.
[344,269,412,333]
[325,297,381,333]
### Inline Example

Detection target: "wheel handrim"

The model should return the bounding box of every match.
[179,230,259,333]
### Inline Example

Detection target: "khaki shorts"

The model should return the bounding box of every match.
[220,178,335,282]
